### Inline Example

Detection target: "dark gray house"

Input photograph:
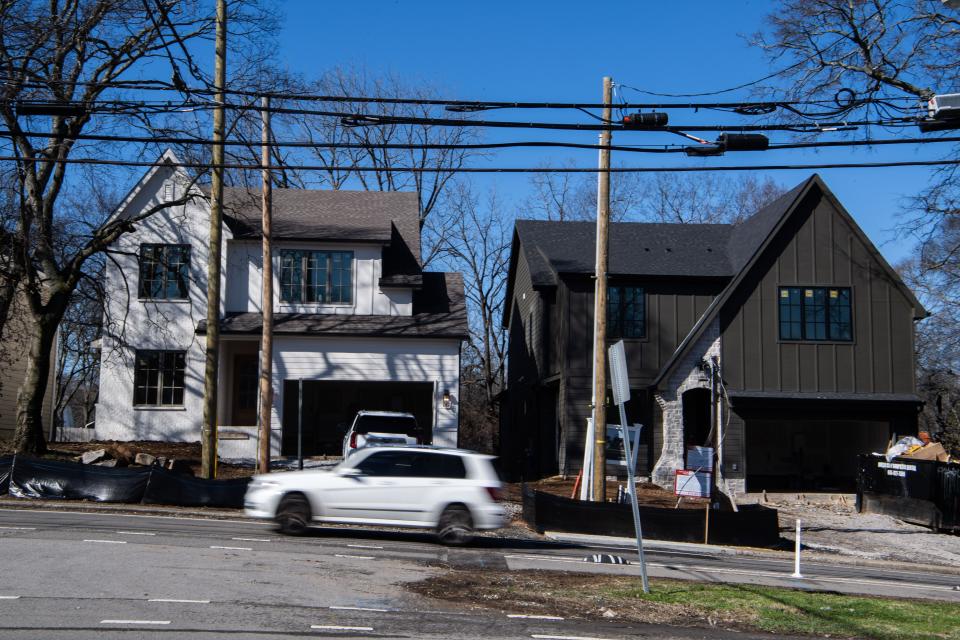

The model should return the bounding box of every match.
[501,175,926,493]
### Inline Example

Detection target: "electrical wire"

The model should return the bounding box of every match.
[6,155,960,173]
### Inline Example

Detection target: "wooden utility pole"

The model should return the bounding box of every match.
[201,0,227,479]
[590,76,614,501]
[257,95,273,474]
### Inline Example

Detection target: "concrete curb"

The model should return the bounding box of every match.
[543,530,960,577]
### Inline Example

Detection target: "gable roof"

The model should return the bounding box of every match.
[650,174,927,389]
[218,188,422,267]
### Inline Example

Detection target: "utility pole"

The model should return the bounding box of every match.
[590,76,613,501]
[257,95,273,474]
[201,0,227,479]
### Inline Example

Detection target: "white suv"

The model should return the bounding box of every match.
[245,446,506,545]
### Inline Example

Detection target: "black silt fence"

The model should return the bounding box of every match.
[522,486,780,548]
[0,455,249,509]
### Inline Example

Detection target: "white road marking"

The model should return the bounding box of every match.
[508,614,565,620]
[148,598,211,604]
[210,545,251,551]
[346,544,384,550]
[329,605,389,613]
[83,539,127,544]
[116,531,156,536]
[0,596,21,600]
[311,625,374,632]
[101,620,171,625]
[532,636,617,640]
[334,554,374,560]
[232,537,270,542]
[0,526,35,531]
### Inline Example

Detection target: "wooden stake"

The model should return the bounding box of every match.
[257,95,273,474]
[201,0,227,479]
[590,76,613,502]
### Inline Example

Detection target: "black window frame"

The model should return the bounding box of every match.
[778,286,853,342]
[278,249,354,305]
[133,349,187,407]
[607,285,646,340]
[138,243,191,300]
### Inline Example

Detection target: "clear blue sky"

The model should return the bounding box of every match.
[275,0,946,264]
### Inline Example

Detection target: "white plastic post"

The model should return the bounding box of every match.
[791,518,803,578]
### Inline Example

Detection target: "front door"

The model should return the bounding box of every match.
[232,354,259,426]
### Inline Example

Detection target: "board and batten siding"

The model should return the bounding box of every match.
[719,190,919,396]
[271,336,462,448]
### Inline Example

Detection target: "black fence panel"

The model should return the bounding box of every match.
[143,466,250,509]
[522,488,779,547]
[9,456,151,503]
[0,455,12,495]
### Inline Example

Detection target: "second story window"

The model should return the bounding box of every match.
[139,244,190,300]
[779,287,853,341]
[279,250,353,304]
[608,286,645,339]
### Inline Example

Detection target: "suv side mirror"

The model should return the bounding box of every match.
[338,467,363,477]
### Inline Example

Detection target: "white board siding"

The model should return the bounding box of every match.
[271,336,461,449]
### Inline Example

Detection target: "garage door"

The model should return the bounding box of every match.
[281,380,435,456]
[746,419,890,492]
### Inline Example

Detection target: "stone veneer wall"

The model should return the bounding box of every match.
[651,318,721,488]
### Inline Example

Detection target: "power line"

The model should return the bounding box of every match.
[4,128,960,154]
[5,154,960,173]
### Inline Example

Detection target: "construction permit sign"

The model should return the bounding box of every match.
[675,469,711,498]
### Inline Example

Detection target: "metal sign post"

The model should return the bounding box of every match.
[608,340,650,593]
[297,378,304,471]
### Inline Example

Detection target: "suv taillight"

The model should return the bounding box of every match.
[349,433,358,449]
[484,486,502,502]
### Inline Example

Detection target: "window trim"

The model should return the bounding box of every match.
[138,243,191,301]
[277,248,355,307]
[607,285,647,340]
[777,285,854,343]
[133,349,187,408]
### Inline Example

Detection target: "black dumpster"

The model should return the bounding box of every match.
[856,453,960,532]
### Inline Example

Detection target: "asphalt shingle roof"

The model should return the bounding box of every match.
[218,188,422,267]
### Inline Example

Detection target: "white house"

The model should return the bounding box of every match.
[95,151,467,460]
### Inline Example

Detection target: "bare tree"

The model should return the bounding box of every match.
[434,182,510,451]
[523,161,645,222]
[635,174,785,224]
[0,0,273,454]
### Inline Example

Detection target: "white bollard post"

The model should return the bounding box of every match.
[791,518,803,579]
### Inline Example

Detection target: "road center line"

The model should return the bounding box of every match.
[210,545,251,551]
[0,526,35,531]
[347,544,384,550]
[311,625,374,632]
[532,635,617,640]
[508,614,565,620]
[329,605,389,613]
[101,620,171,625]
[334,554,375,560]
[84,539,127,544]
[148,598,211,604]
[232,537,271,542]
[116,531,156,536]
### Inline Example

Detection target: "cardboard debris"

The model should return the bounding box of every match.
[903,442,948,462]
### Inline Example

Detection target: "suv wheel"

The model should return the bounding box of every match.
[436,505,474,546]
[276,493,311,535]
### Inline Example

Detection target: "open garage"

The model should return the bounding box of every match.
[280,380,435,456]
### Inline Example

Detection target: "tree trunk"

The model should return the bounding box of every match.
[13,315,58,455]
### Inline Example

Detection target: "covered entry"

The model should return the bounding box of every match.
[281,380,435,456]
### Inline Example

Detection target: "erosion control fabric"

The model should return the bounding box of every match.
[0,455,249,508]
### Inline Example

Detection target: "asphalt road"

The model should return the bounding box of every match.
[0,507,956,639]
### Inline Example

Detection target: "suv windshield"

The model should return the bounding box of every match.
[354,415,417,435]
